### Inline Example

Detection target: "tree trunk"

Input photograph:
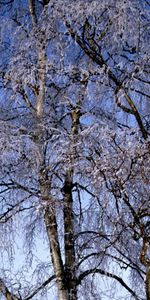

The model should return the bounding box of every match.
[44,207,69,300]
[0,279,19,300]
[34,37,69,300]
[146,268,150,300]
[63,171,77,300]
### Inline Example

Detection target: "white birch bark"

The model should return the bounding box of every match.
[28,2,69,299]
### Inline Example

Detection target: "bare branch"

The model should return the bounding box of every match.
[24,275,55,300]
[66,21,148,140]
[77,268,140,300]
[28,0,37,26]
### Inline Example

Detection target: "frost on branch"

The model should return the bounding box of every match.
[0,0,149,299]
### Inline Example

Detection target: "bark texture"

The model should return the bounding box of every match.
[0,279,19,300]
[146,268,150,300]
[63,171,77,300]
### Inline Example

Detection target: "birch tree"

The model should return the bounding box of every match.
[0,0,149,299]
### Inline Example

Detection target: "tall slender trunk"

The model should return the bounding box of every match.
[35,70,69,300]
[62,105,82,300]
[44,206,68,300]
[34,35,69,300]
[63,171,77,300]
[140,237,150,300]
[28,4,82,298]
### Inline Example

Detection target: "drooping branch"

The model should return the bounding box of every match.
[124,91,148,139]
[77,269,140,300]
[19,88,37,117]
[0,199,35,224]
[77,251,145,280]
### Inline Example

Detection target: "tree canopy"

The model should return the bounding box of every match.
[0,1,149,299]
